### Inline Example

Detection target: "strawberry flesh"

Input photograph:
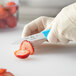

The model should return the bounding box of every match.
[20,40,34,55]
[14,50,30,59]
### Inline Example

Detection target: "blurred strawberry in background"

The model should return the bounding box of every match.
[0,20,6,28]
[0,1,18,29]
[6,15,17,28]
[6,2,18,15]
[0,5,9,19]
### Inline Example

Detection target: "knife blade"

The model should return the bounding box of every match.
[12,29,51,47]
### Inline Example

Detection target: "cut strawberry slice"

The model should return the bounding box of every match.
[14,50,30,59]
[4,72,14,76]
[0,69,6,74]
[20,40,34,55]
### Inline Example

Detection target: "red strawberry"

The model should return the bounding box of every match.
[6,2,18,15]
[0,20,6,28]
[6,16,17,28]
[0,69,6,74]
[14,50,30,59]
[0,7,9,19]
[20,40,34,55]
[3,72,14,76]
[0,72,14,76]
[0,68,14,76]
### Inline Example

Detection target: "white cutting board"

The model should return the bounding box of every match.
[0,23,76,76]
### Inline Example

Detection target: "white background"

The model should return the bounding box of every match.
[19,0,76,21]
[20,0,76,16]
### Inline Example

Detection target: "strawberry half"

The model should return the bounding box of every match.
[0,73,5,76]
[20,40,34,55]
[14,50,30,59]
[0,69,6,74]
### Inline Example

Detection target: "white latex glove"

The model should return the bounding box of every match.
[22,2,76,43]
[47,2,76,43]
[22,16,54,37]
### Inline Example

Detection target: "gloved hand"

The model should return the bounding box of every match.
[22,2,76,43]
[21,16,54,37]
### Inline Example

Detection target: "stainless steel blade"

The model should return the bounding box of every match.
[12,32,46,47]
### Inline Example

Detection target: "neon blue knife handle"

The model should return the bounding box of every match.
[42,29,51,39]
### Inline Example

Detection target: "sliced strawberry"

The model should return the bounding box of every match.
[0,69,6,74]
[0,20,6,28]
[20,40,34,55]
[6,16,17,28]
[14,50,30,59]
[0,74,5,76]
[6,2,18,15]
[0,7,9,19]
[4,72,14,76]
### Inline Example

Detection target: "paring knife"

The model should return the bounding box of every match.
[13,29,51,47]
